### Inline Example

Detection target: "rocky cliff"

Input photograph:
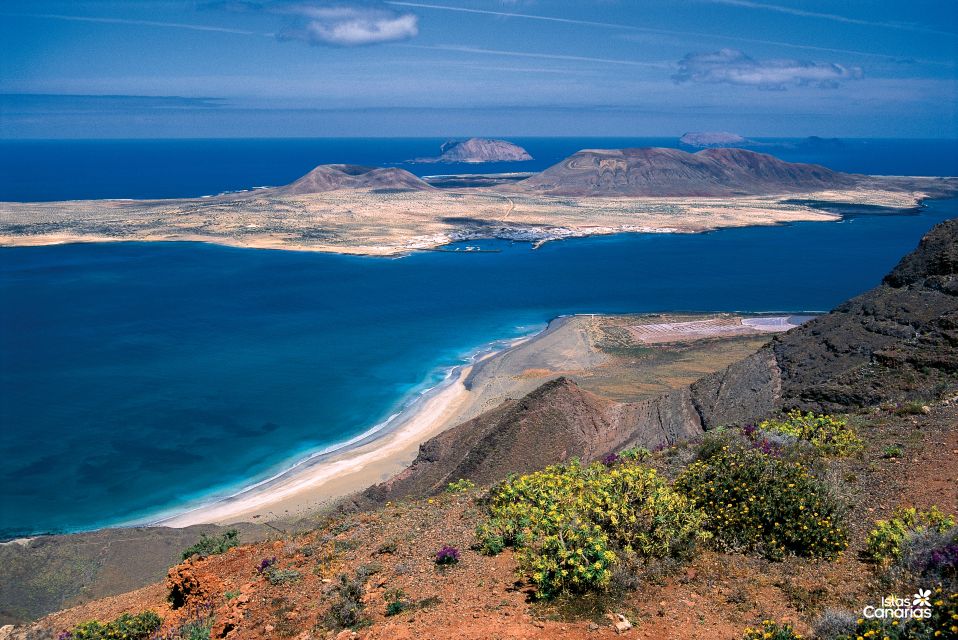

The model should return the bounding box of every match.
[358,219,958,505]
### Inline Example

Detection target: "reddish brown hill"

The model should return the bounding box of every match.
[513,147,858,196]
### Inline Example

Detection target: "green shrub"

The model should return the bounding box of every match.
[445,478,476,493]
[759,410,863,456]
[893,401,928,416]
[325,571,368,630]
[836,587,957,640]
[883,444,904,459]
[474,520,505,555]
[479,459,708,598]
[741,620,802,640]
[675,445,847,560]
[263,567,301,585]
[384,589,411,617]
[181,529,239,560]
[68,611,162,640]
[618,447,651,462]
[864,506,955,564]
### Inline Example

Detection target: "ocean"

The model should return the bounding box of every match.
[0,138,955,538]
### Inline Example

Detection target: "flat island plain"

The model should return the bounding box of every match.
[0,185,933,255]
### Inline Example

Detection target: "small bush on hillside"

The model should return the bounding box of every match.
[891,525,958,590]
[263,567,301,586]
[256,556,277,574]
[445,478,476,493]
[759,410,863,457]
[384,589,411,617]
[473,520,506,555]
[812,609,857,640]
[675,445,848,560]
[66,611,162,640]
[434,545,460,565]
[152,603,214,640]
[181,529,239,560]
[864,507,956,565]
[893,401,929,416]
[741,620,802,640]
[478,459,708,598]
[882,444,904,459]
[619,446,651,462]
[325,572,368,630]
[836,587,957,640]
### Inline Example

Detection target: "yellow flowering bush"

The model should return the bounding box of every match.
[67,611,162,640]
[477,459,708,598]
[836,587,957,640]
[864,506,956,565]
[741,620,802,639]
[445,478,476,493]
[759,410,863,456]
[675,445,848,560]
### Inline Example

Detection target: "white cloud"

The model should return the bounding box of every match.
[277,3,418,46]
[673,48,863,90]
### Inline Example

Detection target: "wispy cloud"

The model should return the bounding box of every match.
[273,3,418,46]
[673,49,863,90]
[407,44,671,68]
[6,12,266,35]
[385,1,634,30]
[388,0,954,65]
[701,0,957,37]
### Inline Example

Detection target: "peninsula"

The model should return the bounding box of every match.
[1,148,954,256]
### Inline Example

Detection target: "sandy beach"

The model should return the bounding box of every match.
[151,313,802,528]
[155,361,479,527]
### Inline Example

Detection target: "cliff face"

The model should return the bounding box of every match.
[359,219,958,505]
[514,147,858,197]
[771,218,958,411]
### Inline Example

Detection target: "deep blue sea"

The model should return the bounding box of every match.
[1,138,956,538]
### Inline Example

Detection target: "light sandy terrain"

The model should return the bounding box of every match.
[153,313,803,527]
[0,185,930,256]
[626,315,806,344]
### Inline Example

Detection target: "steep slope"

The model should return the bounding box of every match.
[514,147,858,196]
[359,350,781,505]
[771,218,958,411]
[358,220,958,505]
[273,164,433,195]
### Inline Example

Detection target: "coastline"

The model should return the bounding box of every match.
[150,330,542,527]
[148,310,811,528]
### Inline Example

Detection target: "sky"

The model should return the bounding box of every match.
[1,0,956,138]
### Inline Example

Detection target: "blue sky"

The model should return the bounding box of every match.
[1,0,956,137]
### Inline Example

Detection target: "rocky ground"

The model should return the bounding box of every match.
[18,398,957,640]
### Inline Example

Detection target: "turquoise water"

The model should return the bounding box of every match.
[0,198,954,538]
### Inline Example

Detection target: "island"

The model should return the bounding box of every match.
[411,137,532,163]
[679,131,750,147]
[1,147,954,256]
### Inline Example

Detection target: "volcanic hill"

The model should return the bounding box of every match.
[413,138,533,163]
[513,147,861,197]
[273,165,433,195]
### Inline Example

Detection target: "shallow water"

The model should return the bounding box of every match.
[1,197,954,538]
